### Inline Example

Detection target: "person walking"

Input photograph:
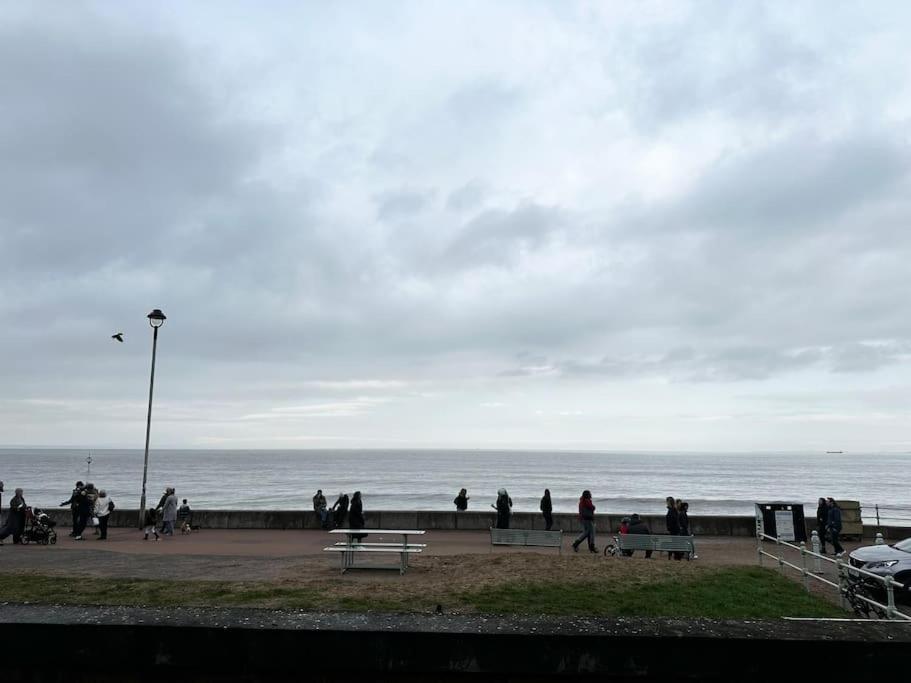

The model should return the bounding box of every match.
[827,497,845,557]
[0,488,27,545]
[94,490,114,540]
[665,496,682,560]
[492,489,512,529]
[540,489,553,530]
[331,492,349,528]
[60,481,84,536]
[143,507,160,541]
[816,497,829,554]
[161,488,178,536]
[572,490,597,553]
[453,488,469,511]
[312,490,329,529]
[349,491,367,542]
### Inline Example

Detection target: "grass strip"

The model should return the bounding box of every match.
[0,567,843,618]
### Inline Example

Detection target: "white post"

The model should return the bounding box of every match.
[836,559,847,610]
[799,541,809,592]
[756,517,764,567]
[810,530,823,574]
[875,532,885,545]
[776,536,784,574]
[885,580,896,619]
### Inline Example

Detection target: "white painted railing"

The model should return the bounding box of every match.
[755,519,910,621]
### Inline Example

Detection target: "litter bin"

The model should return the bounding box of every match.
[755,502,806,543]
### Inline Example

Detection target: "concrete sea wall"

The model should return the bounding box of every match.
[41,508,910,538]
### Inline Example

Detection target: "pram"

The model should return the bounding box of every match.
[21,507,58,545]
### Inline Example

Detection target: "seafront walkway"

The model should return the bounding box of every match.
[0,528,867,582]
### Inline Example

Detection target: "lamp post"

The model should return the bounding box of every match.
[138,308,166,528]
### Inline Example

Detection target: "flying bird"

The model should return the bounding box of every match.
[111,332,124,343]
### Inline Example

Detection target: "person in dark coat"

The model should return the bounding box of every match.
[816,497,828,554]
[349,491,367,542]
[540,489,553,530]
[678,501,690,536]
[312,490,329,529]
[60,481,84,537]
[826,497,845,557]
[571,490,597,553]
[492,489,512,529]
[454,488,469,511]
[625,513,653,558]
[72,487,92,540]
[0,488,27,544]
[665,496,682,560]
[331,493,349,528]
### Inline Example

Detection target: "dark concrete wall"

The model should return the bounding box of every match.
[40,508,909,539]
[1,606,909,682]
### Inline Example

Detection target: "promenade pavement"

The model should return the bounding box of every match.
[0,528,867,583]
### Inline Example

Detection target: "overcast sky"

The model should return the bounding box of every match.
[2,1,911,451]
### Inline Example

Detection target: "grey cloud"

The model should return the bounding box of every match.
[376,189,434,221]
[444,202,565,268]
[446,180,487,212]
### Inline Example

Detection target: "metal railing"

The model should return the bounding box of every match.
[756,520,910,621]
[863,504,911,527]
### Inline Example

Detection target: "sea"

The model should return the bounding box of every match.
[0,449,908,524]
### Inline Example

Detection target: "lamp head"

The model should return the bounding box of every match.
[147,309,167,328]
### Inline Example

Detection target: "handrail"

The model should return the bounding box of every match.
[756,523,911,621]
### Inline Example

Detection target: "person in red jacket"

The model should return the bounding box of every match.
[571,490,597,553]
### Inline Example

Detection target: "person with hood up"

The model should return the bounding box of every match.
[453,488,469,511]
[571,490,597,553]
[161,488,178,536]
[349,491,368,542]
[0,488,27,545]
[94,489,115,541]
[540,489,553,530]
[826,497,845,557]
[815,497,828,554]
[331,492,349,528]
[492,489,512,529]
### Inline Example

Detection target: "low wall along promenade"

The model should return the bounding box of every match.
[41,508,910,539]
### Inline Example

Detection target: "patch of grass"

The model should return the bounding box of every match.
[0,567,843,618]
[458,567,844,618]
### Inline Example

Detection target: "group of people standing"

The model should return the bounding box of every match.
[816,497,846,557]
[142,487,191,540]
[456,487,695,557]
[312,490,365,535]
[60,481,116,541]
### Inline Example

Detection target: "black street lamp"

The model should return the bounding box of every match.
[138,308,166,528]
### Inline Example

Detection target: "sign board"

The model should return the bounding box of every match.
[774,510,796,541]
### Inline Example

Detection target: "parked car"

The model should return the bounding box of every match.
[849,537,911,603]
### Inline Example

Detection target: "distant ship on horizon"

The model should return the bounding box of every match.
[826,450,844,454]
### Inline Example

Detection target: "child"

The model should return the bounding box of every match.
[143,507,160,541]
[177,498,192,534]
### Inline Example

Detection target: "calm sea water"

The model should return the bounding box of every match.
[0,449,907,523]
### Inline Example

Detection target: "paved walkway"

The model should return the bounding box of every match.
[0,528,867,582]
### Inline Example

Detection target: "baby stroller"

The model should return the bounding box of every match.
[21,507,58,545]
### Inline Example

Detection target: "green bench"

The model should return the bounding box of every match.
[489,528,563,554]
